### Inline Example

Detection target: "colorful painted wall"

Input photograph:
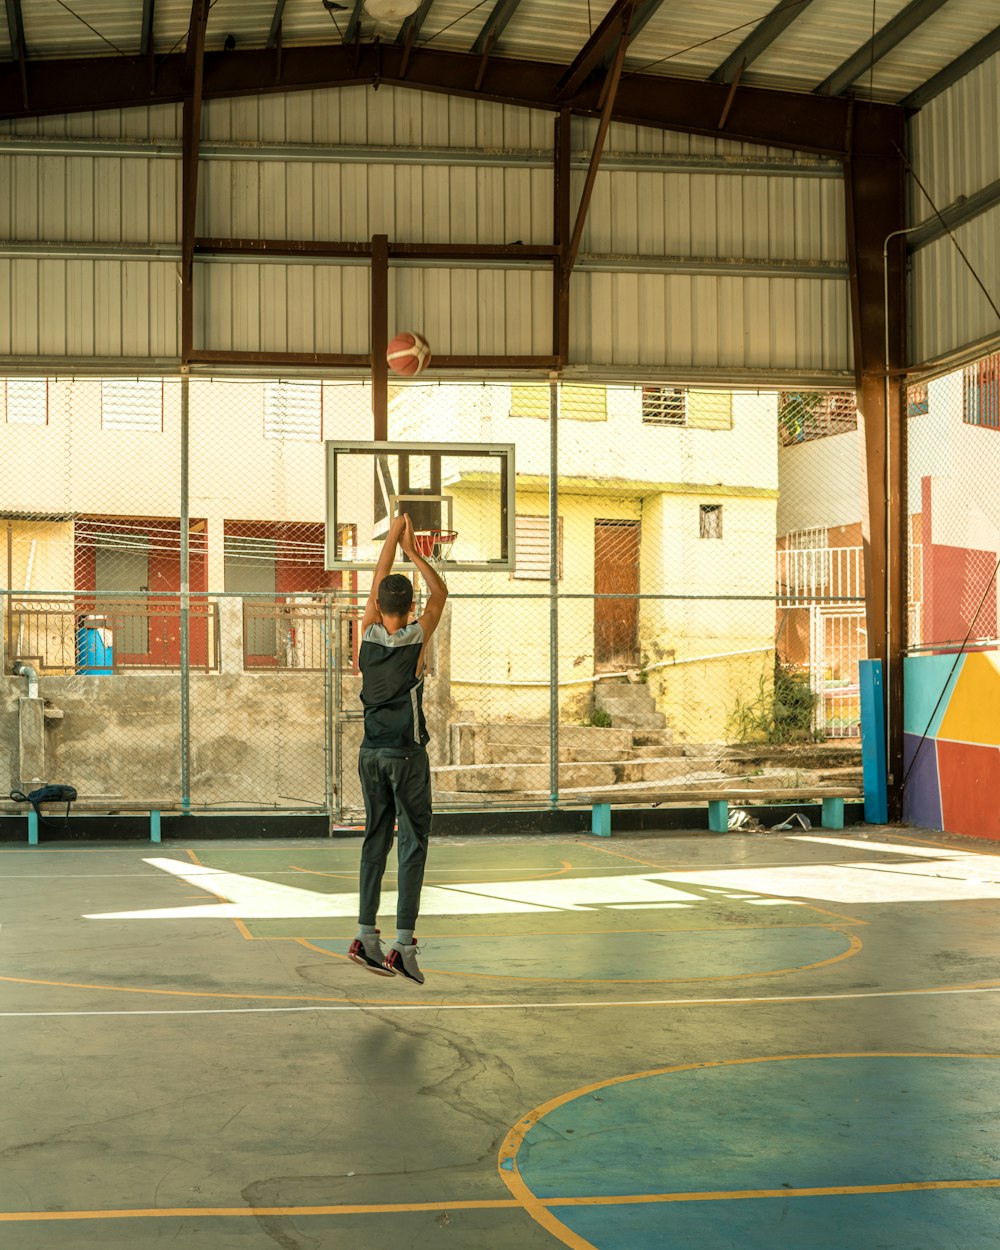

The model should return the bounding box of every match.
[903,650,1000,841]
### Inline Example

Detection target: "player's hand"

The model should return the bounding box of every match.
[399,513,417,555]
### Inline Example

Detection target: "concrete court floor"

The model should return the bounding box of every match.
[2,825,1000,1250]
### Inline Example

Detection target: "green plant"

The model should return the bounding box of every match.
[587,707,613,728]
[729,657,817,745]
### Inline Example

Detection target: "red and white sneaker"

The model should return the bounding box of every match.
[348,930,395,976]
[383,939,424,984]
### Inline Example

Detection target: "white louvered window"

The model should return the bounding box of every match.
[264,382,323,441]
[641,387,687,425]
[513,515,563,581]
[102,378,163,432]
[5,378,49,424]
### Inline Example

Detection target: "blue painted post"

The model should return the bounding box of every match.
[150,810,162,844]
[27,809,38,846]
[591,803,611,837]
[821,797,845,830]
[859,659,888,824]
[708,799,728,833]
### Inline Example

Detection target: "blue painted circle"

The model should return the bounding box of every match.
[513,1056,1000,1249]
[319,926,852,981]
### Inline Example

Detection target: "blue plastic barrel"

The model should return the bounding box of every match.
[75,617,113,674]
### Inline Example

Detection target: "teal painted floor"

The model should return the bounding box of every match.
[2,826,1000,1248]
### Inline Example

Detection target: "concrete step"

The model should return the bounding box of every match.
[433,761,619,793]
[631,729,676,748]
[629,743,686,759]
[596,687,657,712]
[609,710,667,730]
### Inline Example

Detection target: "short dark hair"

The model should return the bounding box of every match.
[378,573,413,616]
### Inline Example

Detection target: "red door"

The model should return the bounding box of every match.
[594,520,640,670]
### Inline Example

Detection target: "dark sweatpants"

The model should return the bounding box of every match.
[357,747,432,930]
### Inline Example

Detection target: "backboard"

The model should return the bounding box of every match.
[325,441,515,572]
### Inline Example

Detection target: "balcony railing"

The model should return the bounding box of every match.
[777,546,864,604]
[6,596,220,674]
[242,599,359,672]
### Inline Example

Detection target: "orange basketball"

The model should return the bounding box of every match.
[386,330,432,376]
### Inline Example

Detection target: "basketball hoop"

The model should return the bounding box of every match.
[413,528,457,564]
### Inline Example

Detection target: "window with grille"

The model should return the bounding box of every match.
[102,378,163,432]
[641,387,687,425]
[907,382,929,417]
[512,515,563,580]
[699,504,723,539]
[779,391,857,445]
[4,378,48,424]
[264,381,323,440]
[963,353,1000,430]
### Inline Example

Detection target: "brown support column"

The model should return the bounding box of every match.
[844,120,907,818]
[180,0,210,365]
[371,233,389,441]
[552,108,571,364]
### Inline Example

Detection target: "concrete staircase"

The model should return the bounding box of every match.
[594,678,667,729]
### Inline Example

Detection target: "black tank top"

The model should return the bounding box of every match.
[359,622,429,749]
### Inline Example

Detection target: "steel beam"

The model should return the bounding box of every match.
[557,0,634,99]
[371,233,389,439]
[552,108,571,363]
[140,0,156,56]
[395,0,433,47]
[906,175,1000,251]
[0,43,904,156]
[181,0,210,365]
[901,23,1000,110]
[565,8,631,271]
[345,0,365,43]
[816,0,950,97]
[470,0,525,56]
[266,0,287,49]
[193,238,559,260]
[843,109,907,819]
[4,0,28,108]
[711,0,818,84]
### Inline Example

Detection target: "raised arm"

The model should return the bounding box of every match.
[361,514,406,631]
[400,514,449,640]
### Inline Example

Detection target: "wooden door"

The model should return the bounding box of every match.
[594,520,640,670]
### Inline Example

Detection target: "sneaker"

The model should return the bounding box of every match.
[383,939,424,984]
[348,930,395,977]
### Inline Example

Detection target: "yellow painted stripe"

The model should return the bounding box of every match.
[4,1178,1000,1223]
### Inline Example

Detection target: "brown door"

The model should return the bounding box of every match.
[594,520,640,670]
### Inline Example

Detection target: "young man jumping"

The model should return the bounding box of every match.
[347,513,448,984]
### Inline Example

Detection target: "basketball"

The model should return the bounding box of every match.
[386,330,432,377]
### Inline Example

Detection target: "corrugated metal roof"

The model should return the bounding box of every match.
[6,0,1000,105]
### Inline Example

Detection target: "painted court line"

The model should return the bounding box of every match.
[3,982,1000,1018]
[2,1178,999,1223]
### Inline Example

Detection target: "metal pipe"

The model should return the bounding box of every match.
[883,224,921,796]
[179,369,192,815]
[549,378,560,809]
[13,660,39,699]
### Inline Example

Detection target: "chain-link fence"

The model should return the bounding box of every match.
[905,359,1000,656]
[2,371,875,819]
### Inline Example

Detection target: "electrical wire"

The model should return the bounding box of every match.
[412,0,493,47]
[49,0,138,63]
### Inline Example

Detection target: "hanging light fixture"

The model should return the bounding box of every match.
[365,0,419,20]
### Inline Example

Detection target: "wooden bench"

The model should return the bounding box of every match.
[1,798,182,845]
[581,787,862,837]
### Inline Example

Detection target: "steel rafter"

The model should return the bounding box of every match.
[345,0,366,44]
[140,0,156,56]
[470,0,524,56]
[601,0,664,67]
[557,0,635,99]
[181,0,210,364]
[711,0,818,85]
[396,0,434,47]
[266,0,287,49]
[0,43,905,158]
[901,22,1000,109]
[5,0,28,107]
[816,0,950,97]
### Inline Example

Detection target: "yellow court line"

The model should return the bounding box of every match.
[5,1176,999,1225]
[497,1051,1000,1250]
[887,832,1000,856]
[293,929,862,985]
[576,841,664,869]
[259,920,845,940]
[184,847,254,941]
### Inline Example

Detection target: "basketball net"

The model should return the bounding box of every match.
[412,528,457,585]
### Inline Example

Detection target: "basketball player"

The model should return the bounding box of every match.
[347,513,448,984]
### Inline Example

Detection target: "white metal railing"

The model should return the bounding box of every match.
[777,546,864,603]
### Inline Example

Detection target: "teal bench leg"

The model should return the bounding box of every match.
[150,810,162,844]
[27,809,38,845]
[821,797,845,830]
[708,799,728,833]
[591,803,612,837]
